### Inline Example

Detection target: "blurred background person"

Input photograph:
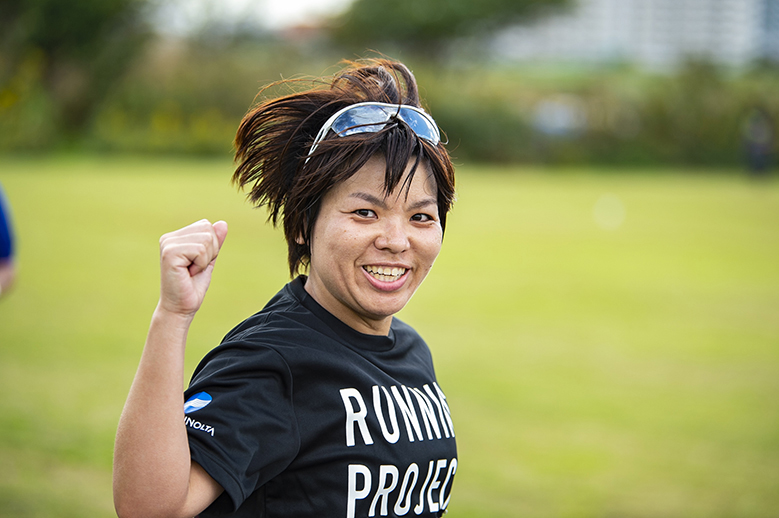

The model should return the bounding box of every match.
[0,183,16,298]
[743,106,775,177]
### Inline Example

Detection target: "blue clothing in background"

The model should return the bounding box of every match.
[0,184,14,260]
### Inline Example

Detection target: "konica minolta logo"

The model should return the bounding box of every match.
[183,392,216,437]
[184,392,212,414]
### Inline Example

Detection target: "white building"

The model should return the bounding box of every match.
[493,0,779,69]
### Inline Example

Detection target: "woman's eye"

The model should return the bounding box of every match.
[354,209,376,218]
[411,213,435,222]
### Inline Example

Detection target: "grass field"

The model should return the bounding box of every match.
[1,155,778,517]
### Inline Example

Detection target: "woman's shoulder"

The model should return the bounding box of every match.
[389,316,427,345]
[220,277,316,341]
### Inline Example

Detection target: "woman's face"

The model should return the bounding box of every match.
[304,155,443,335]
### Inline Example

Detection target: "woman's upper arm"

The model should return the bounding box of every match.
[182,461,224,518]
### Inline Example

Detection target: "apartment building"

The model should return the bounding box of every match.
[493,0,779,68]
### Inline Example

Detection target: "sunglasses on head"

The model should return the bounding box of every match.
[306,102,442,163]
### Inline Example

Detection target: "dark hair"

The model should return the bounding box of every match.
[233,58,456,277]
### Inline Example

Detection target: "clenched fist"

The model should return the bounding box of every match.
[158,219,228,318]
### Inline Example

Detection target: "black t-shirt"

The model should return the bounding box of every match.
[184,277,457,518]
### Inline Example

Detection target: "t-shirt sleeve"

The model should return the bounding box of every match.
[183,341,299,512]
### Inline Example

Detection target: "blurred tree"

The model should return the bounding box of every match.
[0,0,150,140]
[331,0,571,57]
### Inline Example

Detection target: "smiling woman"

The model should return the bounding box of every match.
[113,58,458,518]
[306,155,443,334]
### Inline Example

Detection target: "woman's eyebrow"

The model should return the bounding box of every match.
[349,192,438,212]
[407,198,438,211]
[350,192,387,208]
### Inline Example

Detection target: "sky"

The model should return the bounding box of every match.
[152,0,355,35]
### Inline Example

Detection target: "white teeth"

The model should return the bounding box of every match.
[364,265,406,282]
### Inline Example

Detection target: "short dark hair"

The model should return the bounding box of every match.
[233,59,456,277]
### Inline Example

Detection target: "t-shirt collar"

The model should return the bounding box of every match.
[288,275,396,352]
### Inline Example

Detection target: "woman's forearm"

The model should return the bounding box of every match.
[113,305,195,518]
[114,220,228,518]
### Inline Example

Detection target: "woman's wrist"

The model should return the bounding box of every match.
[153,301,197,328]
[145,303,196,360]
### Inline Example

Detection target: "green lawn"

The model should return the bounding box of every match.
[1,156,777,517]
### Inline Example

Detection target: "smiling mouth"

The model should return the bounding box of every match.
[363,265,407,282]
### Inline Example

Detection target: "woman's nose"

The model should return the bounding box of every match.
[374,219,410,253]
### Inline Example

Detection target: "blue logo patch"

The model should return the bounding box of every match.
[184,392,212,414]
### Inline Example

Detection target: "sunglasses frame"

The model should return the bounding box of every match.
[306,102,442,164]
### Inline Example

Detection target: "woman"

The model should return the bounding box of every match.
[114,59,457,518]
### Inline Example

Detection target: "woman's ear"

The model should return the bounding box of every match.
[296,214,311,246]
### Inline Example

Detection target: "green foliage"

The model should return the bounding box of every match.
[0,50,57,149]
[2,20,778,169]
[417,62,779,167]
[331,0,570,53]
[77,51,779,168]
[1,0,144,57]
[0,0,150,144]
[1,156,778,517]
[85,39,341,155]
